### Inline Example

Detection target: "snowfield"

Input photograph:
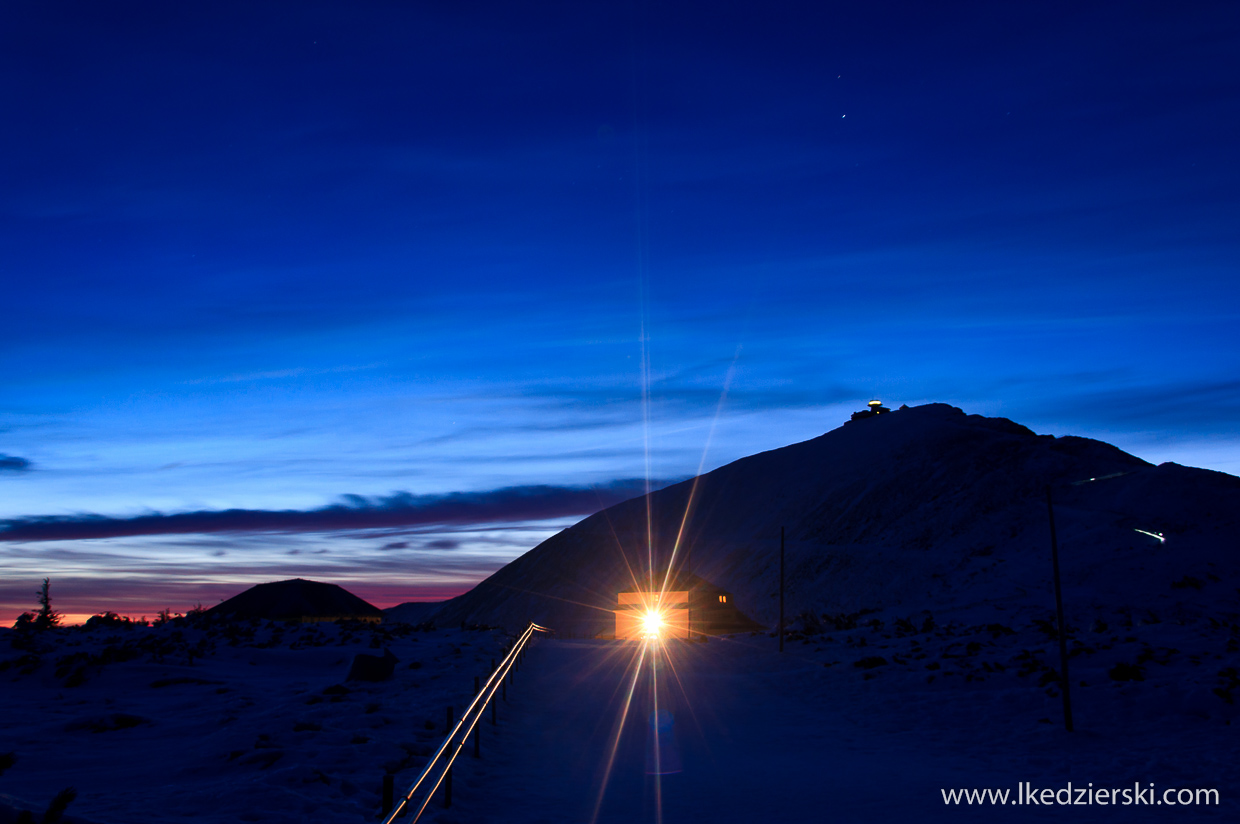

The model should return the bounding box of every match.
[0,618,505,823]
[6,405,1239,821]
[4,609,1238,822]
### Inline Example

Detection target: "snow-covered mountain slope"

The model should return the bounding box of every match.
[429,404,1240,635]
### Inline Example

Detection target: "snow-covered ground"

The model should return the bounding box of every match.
[0,618,507,823]
[6,609,1235,822]
[437,622,1238,822]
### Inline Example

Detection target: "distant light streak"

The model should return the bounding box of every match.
[1070,471,1131,486]
[1133,528,1165,543]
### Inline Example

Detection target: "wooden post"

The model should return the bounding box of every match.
[382,774,393,814]
[473,676,481,757]
[1045,486,1074,732]
[779,526,785,653]
[444,705,454,808]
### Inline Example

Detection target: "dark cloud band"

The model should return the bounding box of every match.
[0,455,32,472]
[0,479,672,542]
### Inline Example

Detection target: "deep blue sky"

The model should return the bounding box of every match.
[2,0,1238,620]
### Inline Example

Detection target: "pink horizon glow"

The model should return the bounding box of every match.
[1,580,474,627]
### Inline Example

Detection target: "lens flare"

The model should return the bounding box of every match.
[641,610,664,638]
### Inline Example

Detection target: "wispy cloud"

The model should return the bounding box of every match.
[1029,379,1240,436]
[0,455,32,472]
[0,478,674,542]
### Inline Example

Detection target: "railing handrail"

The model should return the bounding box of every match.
[381,621,552,823]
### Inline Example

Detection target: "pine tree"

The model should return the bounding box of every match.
[34,578,60,630]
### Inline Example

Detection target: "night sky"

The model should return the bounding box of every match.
[2,1,1238,622]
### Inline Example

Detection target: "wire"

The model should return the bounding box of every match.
[382,622,552,824]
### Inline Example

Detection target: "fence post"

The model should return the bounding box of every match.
[779,526,786,653]
[1045,486,1075,732]
[444,705,454,808]
[473,676,481,758]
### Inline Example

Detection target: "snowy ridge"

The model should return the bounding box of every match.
[427,403,1240,635]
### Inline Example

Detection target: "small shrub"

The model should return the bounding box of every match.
[1213,667,1240,705]
[1109,662,1145,682]
[796,611,824,635]
[150,676,218,688]
[85,612,132,630]
[1033,619,1059,639]
[42,787,77,824]
[241,751,283,769]
[821,613,858,631]
[64,713,148,733]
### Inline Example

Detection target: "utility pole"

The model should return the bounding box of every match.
[779,526,785,653]
[1045,486,1074,732]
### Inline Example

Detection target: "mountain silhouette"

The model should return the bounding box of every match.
[424,404,1239,635]
[208,578,383,623]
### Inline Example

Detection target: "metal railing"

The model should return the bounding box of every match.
[380,621,552,823]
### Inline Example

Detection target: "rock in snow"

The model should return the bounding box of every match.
[345,648,398,682]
